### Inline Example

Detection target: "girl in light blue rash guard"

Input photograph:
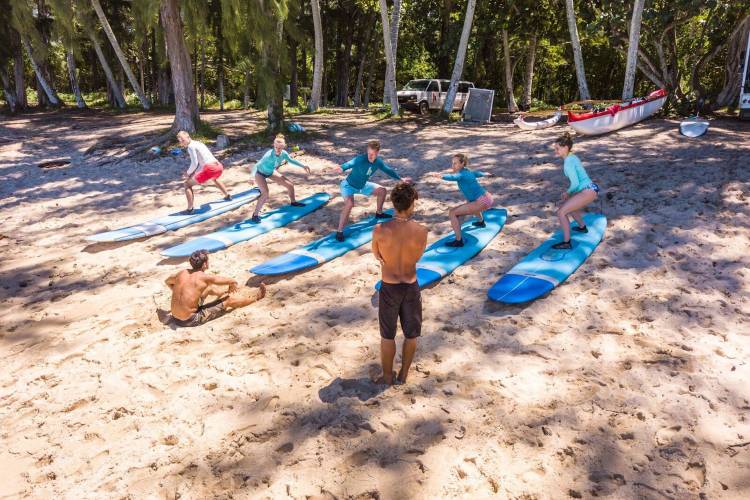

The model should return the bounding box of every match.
[551,132,599,249]
[249,134,312,223]
[438,153,495,247]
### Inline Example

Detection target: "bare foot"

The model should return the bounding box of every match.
[373,371,396,386]
[396,369,408,385]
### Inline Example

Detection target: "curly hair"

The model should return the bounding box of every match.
[189,249,209,270]
[390,182,418,212]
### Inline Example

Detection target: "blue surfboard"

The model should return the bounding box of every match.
[487,213,606,303]
[88,188,261,242]
[375,208,507,290]
[160,193,331,257]
[250,210,394,275]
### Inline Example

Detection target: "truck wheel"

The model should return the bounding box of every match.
[419,101,429,115]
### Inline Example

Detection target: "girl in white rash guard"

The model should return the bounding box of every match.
[177,131,231,214]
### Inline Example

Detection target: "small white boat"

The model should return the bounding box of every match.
[680,116,709,138]
[567,89,668,136]
[514,111,561,130]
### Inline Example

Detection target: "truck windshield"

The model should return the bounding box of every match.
[403,80,430,91]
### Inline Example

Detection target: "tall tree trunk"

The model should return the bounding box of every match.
[501,29,518,113]
[437,0,454,77]
[91,0,151,109]
[442,0,476,115]
[715,15,750,108]
[1,67,17,113]
[21,37,60,106]
[66,50,87,108]
[378,0,398,115]
[353,37,371,108]
[520,34,537,110]
[89,32,126,108]
[289,39,299,106]
[11,29,26,109]
[309,0,324,111]
[216,8,225,111]
[200,39,206,109]
[160,0,200,132]
[363,55,375,107]
[301,46,308,88]
[383,0,402,105]
[622,0,645,99]
[266,19,285,132]
[565,0,591,100]
[243,70,251,108]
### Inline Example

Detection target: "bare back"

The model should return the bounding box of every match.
[168,270,211,320]
[373,219,428,284]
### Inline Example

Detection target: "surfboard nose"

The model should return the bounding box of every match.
[487,274,555,303]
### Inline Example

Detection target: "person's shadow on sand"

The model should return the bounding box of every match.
[319,377,388,403]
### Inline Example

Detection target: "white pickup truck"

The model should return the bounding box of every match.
[397,79,475,114]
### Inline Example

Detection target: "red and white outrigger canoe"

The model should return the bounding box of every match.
[566,89,668,136]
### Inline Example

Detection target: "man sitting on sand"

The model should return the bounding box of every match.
[165,250,265,327]
[177,131,231,214]
[372,182,428,385]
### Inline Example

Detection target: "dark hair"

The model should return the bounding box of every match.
[390,182,418,212]
[189,250,209,270]
[556,132,574,150]
[366,139,381,151]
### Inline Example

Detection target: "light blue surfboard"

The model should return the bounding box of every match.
[87,188,261,242]
[160,193,331,257]
[487,212,606,303]
[250,210,394,275]
[375,208,507,290]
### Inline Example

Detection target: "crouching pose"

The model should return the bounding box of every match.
[177,131,231,214]
[551,132,599,249]
[439,153,495,247]
[165,250,265,327]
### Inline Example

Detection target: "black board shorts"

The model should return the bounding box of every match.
[173,299,226,327]
[378,281,422,340]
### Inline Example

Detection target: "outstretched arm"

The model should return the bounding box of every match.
[281,151,311,173]
[205,274,239,293]
[378,160,401,181]
[442,173,461,181]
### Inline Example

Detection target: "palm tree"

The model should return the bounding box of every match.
[309,0,323,111]
[622,0,645,99]
[87,31,126,109]
[21,37,60,105]
[442,0,477,115]
[565,0,590,101]
[160,0,200,132]
[378,0,398,115]
[90,0,151,109]
[502,29,518,112]
[382,0,402,105]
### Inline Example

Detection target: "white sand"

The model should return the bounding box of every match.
[1,109,749,499]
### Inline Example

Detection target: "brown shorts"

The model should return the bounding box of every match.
[173,299,226,327]
[378,281,422,340]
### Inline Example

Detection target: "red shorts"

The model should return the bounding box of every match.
[194,162,223,184]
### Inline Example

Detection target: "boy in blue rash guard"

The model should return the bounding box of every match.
[434,153,495,247]
[551,132,599,249]
[249,134,312,223]
[335,139,406,242]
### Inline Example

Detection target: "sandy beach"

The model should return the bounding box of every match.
[1,109,749,499]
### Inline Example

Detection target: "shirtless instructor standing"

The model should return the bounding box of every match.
[372,182,428,385]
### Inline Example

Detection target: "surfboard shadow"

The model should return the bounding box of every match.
[319,376,389,403]
[82,238,147,253]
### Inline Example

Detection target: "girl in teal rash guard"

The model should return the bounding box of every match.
[551,132,600,249]
[249,134,312,223]
[433,153,495,247]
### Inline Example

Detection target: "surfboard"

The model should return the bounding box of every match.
[375,208,507,290]
[679,117,709,138]
[87,188,261,242]
[487,212,606,303]
[161,193,331,257]
[250,210,394,275]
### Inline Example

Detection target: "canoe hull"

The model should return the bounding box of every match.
[514,112,561,131]
[567,90,668,136]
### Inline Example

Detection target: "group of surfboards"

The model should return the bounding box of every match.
[88,131,606,303]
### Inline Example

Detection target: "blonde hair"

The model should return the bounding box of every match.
[453,153,469,167]
[274,133,286,142]
[366,139,381,151]
[177,130,190,141]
